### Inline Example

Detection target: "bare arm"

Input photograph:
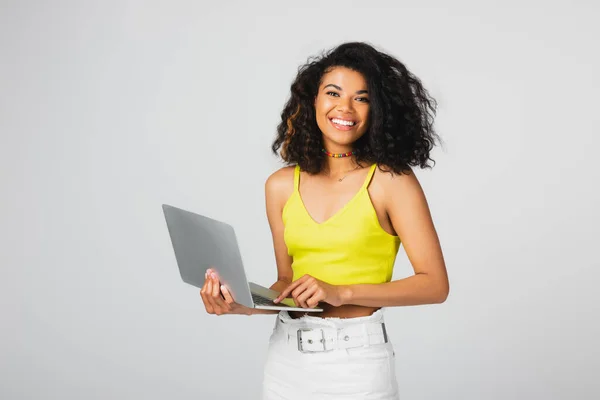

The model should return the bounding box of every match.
[339,169,449,306]
[249,168,296,315]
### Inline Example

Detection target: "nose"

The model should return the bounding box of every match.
[336,96,354,113]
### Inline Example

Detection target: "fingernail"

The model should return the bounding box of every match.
[273,297,279,303]
[220,285,227,292]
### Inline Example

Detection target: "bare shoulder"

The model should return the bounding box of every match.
[265,165,296,206]
[372,165,425,203]
[372,164,416,185]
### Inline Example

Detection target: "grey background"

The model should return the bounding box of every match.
[1,1,599,399]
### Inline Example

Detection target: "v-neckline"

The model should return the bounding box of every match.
[296,166,373,225]
[297,186,366,226]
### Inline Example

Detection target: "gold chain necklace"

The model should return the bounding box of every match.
[325,164,362,182]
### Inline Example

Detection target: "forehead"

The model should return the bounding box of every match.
[320,67,367,89]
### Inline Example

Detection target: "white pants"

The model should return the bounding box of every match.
[262,310,399,400]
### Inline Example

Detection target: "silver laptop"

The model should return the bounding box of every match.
[162,204,322,312]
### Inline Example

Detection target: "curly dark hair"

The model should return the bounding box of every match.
[271,42,440,175]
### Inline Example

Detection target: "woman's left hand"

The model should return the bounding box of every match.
[274,275,345,308]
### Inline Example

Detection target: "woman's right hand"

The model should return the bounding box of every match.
[200,268,253,316]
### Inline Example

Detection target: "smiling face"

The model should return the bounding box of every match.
[314,67,370,151]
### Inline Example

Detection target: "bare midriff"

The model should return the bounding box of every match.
[289,304,379,319]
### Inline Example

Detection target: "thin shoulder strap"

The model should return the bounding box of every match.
[293,165,300,192]
[361,163,377,190]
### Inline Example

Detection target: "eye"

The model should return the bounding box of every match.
[326,91,340,97]
[356,97,369,103]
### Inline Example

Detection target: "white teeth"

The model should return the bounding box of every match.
[331,118,355,126]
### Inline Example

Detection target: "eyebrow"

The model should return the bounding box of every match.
[324,84,368,95]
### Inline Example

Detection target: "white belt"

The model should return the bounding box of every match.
[275,318,388,353]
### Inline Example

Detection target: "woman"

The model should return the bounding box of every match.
[200,42,449,399]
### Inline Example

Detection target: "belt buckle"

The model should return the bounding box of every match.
[297,328,327,353]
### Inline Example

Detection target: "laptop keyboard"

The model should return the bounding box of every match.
[251,292,277,306]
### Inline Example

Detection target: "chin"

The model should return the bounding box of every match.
[324,132,364,147]
[323,137,354,148]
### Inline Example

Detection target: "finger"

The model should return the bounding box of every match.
[207,276,224,315]
[274,283,295,303]
[209,271,228,301]
[200,290,213,313]
[306,288,325,308]
[291,281,313,307]
[291,278,314,300]
[221,285,235,304]
[295,285,318,308]
[202,278,215,314]
[274,276,306,302]
[280,275,311,301]
[210,275,231,314]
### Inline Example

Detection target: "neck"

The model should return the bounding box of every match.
[322,146,360,174]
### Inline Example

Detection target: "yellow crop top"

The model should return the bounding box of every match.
[282,164,401,285]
